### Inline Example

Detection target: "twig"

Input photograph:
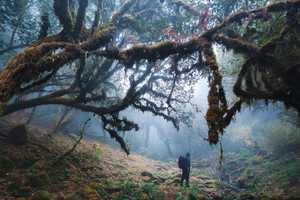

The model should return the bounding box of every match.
[52,118,91,165]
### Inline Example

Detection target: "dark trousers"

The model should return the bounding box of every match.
[180,167,189,187]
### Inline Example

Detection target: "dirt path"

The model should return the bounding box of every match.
[98,143,221,198]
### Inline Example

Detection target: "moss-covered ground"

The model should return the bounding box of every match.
[0,115,299,200]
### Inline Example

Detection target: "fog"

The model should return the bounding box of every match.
[1,0,299,198]
[24,73,295,164]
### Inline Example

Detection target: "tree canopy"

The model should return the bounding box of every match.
[0,0,299,154]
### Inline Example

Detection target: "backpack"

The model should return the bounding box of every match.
[178,155,186,169]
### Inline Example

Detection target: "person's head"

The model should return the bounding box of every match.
[186,152,190,157]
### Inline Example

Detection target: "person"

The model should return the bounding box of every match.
[180,152,191,188]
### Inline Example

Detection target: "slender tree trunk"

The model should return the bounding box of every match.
[158,129,173,157]
[59,110,77,132]
[26,92,43,125]
[52,107,72,134]
[9,13,24,47]
[144,125,150,147]
[9,24,18,47]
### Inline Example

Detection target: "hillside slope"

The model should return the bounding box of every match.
[0,117,221,200]
[0,117,299,200]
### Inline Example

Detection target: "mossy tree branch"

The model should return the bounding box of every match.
[0,0,300,151]
[0,27,116,104]
[97,37,206,68]
[169,0,202,17]
[111,0,137,25]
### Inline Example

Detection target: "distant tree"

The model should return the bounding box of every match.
[0,0,55,57]
[0,0,299,154]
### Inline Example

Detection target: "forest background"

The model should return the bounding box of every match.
[0,0,300,199]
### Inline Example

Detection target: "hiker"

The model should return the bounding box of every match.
[179,152,191,188]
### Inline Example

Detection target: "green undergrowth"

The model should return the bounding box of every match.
[0,122,210,200]
[0,120,299,199]
[219,148,300,199]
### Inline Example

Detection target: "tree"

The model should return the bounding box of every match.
[0,0,56,58]
[0,0,299,154]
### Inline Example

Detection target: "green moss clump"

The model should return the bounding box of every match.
[7,174,30,198]
[78,186,102,200]
[0,156,14,177]
[69,163,83,182]
[28,170,51,189]
[32,190,51,200]
[89,182,104,190]
[61,180,77,191]
[65,192,84,200]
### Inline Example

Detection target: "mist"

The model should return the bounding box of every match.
[0,0,300,199]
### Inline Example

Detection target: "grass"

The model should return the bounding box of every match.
[264,161,281,172]
[65,193,85,200]
[114,181,143,200]
[1,118,300,199]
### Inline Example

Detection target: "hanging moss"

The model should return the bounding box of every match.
[202,42,229,145]
[206,81,224,145]
[214,73,222,86]
[206,104,222,125]
[218,85,227,112]
[0,0,300,153]
[208,129,219,145]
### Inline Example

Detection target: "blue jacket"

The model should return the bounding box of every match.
[185,156,191,168]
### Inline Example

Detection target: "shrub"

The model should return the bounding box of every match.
[259,121,300,154]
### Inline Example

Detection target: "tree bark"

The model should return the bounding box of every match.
[73,0,89,41]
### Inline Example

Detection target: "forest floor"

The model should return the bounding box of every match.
[0,116,299,200]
